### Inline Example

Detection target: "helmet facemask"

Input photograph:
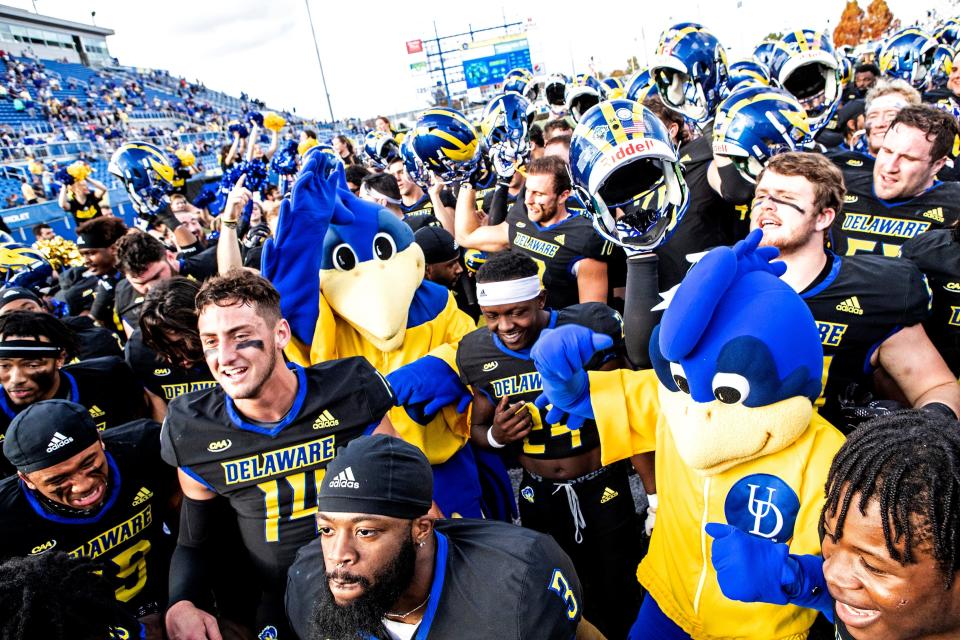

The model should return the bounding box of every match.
[585,155,688,250]
[780,58,839,132]
[655,66,709,123]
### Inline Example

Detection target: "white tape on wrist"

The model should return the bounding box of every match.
[486,426,506,448]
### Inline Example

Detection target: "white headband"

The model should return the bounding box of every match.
[476,275,542,306]
[363,187,402,206]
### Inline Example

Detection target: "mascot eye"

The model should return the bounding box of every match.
[669,362,690,394]
[712,372,750,404]
[332,244,358,272]
[373,233,396,261]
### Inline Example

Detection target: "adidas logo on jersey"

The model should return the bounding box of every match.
[329,467,359,489]
[836,296,864,315]
[600,487,619,504]
[554,234,565,246]
[88,405,105,419]
[207,439,232,452]
[46,432,73,453]
[29,540,56,555]
[482,361,499,372]
[922,207,945,223]
[132,487,154,506]
[313,410,340,429]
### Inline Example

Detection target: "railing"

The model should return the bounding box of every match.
[1,186,138,243]
[0,140,96,162]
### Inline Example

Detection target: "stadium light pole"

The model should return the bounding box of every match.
[303,0,335,124]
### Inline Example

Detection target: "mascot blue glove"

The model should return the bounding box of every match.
[530,325,613,429]
[261,152,354,346]
[706,522,834,621]
[386,355,472,425]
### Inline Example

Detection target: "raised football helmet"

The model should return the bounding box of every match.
[410,108,481,183]
[108,141,176,216]
[727,59,772,90]
[0,243,54,292]
[570,99,688,250]
[878,28,938,90]
[400,134,431,189]
[753,39,779,68]
[935,17,960,46]
[545,73,568,106]
[502,67,539,101]
[566,74,603,122]
[600,77,626,100]
[625,68,656,102]
[712,85,813,182]
[650,22,729,125]
[363,131,401,170]
[766,29,841,133]
[931,43,957,89]
[480,92,534,174]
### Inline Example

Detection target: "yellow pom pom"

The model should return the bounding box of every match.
[66,161,91,182]
[298,138,319,156]
[264,112,287,132]
[175,149,196,167]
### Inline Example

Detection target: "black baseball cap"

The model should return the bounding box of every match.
[0,287,42,313]
[414,226,460,265]
[318,435,433,519]
[3,400,100,473]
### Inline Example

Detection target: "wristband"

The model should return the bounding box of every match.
[486,426,506,448]
[221,219,238,229]
[646,493,658,513]
[923,402,958,421]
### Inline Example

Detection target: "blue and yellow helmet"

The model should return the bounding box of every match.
[650,22,728,125]
[767,29,841,134]
[727,59,772,90]
[400,134,431,189]
[879,28,938,90]
[363,131,401,170]
[838,55,854,87]
[600,77,625,100]
[625,68,655,103]
[753,39,779,68]
[570,99,688,250]
[0,243,54,292]
[712,85,812,183]
[502,67,538,101]
[566,74,603,122]
[935,17,960,46]
[108,141,176,216]
[411,107,481,183]
[480,92,534,167]
[931,43,958,89]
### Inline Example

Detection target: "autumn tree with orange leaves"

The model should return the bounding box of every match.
[863,0,895,40]
[834,1,865,47]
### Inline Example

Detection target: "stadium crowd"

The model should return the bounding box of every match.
[2,12,960,640]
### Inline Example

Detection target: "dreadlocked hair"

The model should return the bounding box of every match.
[822,409,960,589]
[0,553,140,639]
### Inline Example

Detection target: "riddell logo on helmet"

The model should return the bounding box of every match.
[598,139,658,168]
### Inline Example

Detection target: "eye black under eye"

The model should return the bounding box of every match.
[673,375,690,394]
[714,386,742,404]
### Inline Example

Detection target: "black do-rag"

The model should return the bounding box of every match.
[318,434,433,519]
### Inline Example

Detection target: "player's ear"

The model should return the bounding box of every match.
[815,207,836,232]
[412,515,434,543]
[274,317,291,350]
[535,290,547,310]
[17,471,36,491]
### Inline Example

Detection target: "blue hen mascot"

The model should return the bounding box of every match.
[261,151,492,518]
[531,230,844,639]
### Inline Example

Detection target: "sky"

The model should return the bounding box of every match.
[5,0,959,122]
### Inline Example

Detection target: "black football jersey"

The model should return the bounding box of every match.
[801,252,931,430]
[827,148,875,175]
[831,169,960,257]
[0,356,149,476]
[0,420,175,618]
[900,229,960,377]
[124,330,218,402]
[286,518,583,640]
[160,359,394,592]
[656,134,744,291]
[507,210,613,309]
[457,304,623,460]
